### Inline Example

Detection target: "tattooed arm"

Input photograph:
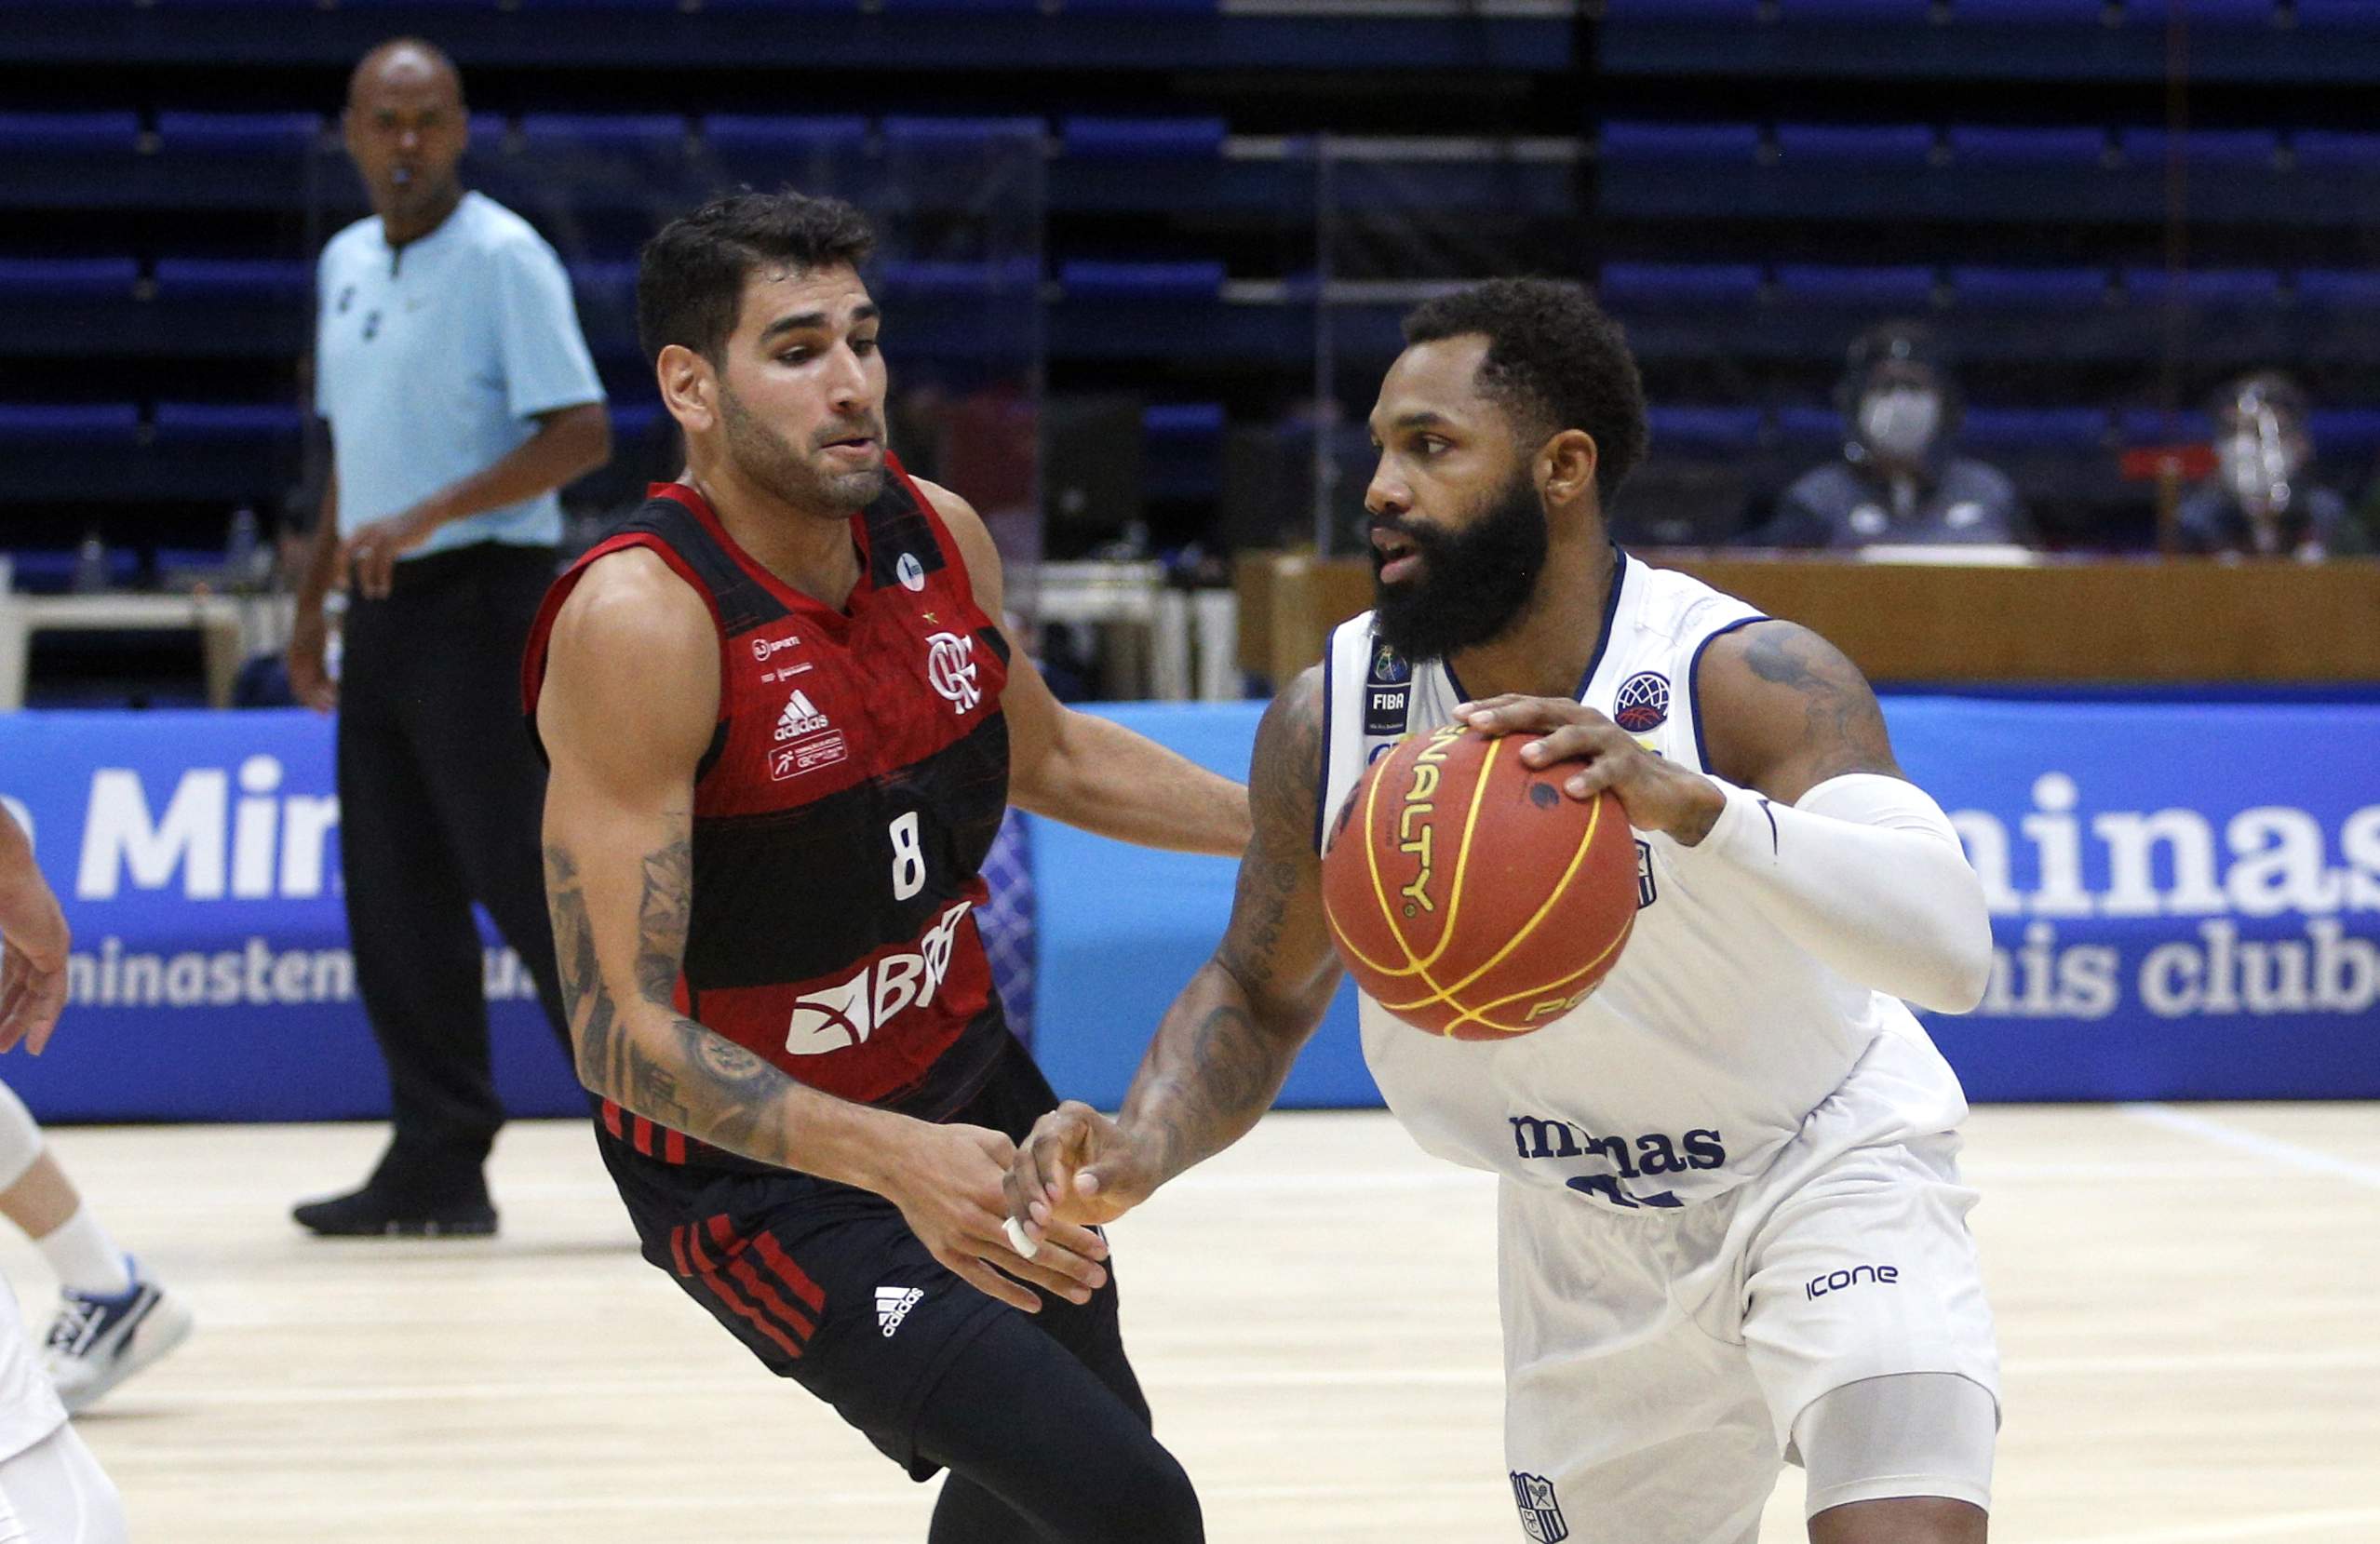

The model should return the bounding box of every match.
[1694,620,1900,804]
[538,549,1111,1311]
[1004,666,1343,1239]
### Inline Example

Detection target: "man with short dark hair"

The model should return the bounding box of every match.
[527,190,1245,1541]
[289,37,612,1237]
[1008,278,2002,1544]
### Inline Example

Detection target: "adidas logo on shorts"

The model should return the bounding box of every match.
[876,1285,924,1338]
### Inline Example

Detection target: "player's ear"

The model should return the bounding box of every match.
[1539,428,1598,510]
[656,343,717,436]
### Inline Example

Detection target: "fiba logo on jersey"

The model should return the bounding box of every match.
[926,632,980,714]
[1612,671,1670,733]
[1509,1472,1569,1542]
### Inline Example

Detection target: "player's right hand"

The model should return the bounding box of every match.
[0,872,71,1056]
[286,605,339,714]
[1003,1100,1161,1246]
[884,1121,1111,1315]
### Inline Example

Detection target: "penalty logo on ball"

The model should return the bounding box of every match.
[1612,671,1671,733]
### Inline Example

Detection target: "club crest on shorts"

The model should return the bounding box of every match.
[1611,670,1670,733]
[1510,1471,1570,1542]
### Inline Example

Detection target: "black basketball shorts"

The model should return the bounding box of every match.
[598,1037,1136,1480]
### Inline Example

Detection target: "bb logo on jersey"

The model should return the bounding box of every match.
[1509,1472,1569,1543]
[1612,670,1670,733]
[784,901,972,1055]
[926,632,980,715]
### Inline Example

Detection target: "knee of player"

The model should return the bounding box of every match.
[1097,1444,1203,1544]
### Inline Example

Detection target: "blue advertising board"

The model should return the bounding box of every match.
[1,695,2375,1123]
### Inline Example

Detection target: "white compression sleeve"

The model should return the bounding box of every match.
[0,1081,43,1194]
[1672,772,1992,1014]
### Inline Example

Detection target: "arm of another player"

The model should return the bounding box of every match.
[1003,667,1343,1244]
[537,550,1109,1312]
[914,479,1252,858]
[0,805,70,1054]
[1458,621,1989,1012]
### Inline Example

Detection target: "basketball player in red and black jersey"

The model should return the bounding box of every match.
[524,193,1244,1541]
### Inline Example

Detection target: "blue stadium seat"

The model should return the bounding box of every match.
[1774,265,1939,309]
[0,113,139,152]
[519,114,690,154]
[1060,117,1227,159]
[1949,267,2110,312]
[1143,402,1226,438]
[0,258,138,298]
[2296,0,2380,30]
[1058,262,1225,299]
[2174,0,2276,26]
[1775,0,1932,20]
[151,403,305,444]
[565,261,639,312]
[1647,407,1763,453]
[881,116,1046,152]
[1774,123,1936,167]
[877,259,1041,295]
[702,115,870,157]
[1946,125,2106,166]
[1774,407,1845,449]
[2119,409,2216,446]
[152,259,312,301]
[1960,408,2108,450]
[154,112,320,154]
[1597,263,1764,309]
[2309,409,2380,454]
[1601,0,1764,18]
[2120,268,2281,308]
[1599,121,1762,165]
[1061,0,1217,11]
[2295,271,2380,311]
[2291,132,2380,172]
[0,405,141,446]
[1952,0,2111,20]
[881,0,1042,10]
[2117,128,2279,169]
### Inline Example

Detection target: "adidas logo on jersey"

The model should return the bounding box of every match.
[876,1285,923,1338]
[773,690,831,743]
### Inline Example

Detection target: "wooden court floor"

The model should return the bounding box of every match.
[9,1102,2376,1542]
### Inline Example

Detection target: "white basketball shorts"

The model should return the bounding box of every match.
[1496,1073,2000,1543]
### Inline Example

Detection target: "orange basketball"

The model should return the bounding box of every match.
[1320,722,1639,1040]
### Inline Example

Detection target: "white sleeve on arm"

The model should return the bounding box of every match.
[1674,772,1993,1014]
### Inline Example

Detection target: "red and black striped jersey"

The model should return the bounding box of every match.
[523,456,1015,1165]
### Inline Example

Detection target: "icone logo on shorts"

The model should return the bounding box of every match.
[784,901,972,1055]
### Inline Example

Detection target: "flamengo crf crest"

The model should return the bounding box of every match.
[926,631,980,713]
[1510,1470,1569,1542]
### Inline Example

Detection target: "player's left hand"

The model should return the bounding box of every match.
[1456,695,1727,846]
[341,506,442,600]
[0,880,71,1056]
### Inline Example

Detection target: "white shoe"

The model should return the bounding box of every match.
[43,1257,194,1414]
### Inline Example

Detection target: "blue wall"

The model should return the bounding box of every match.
[3,695,2376,1124]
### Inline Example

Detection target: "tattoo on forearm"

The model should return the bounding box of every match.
[543,837,792,1164]
[1741,625,1898,784]
[1131,668,1332,1178]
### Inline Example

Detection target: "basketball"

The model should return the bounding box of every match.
[1319,721,1640,1040]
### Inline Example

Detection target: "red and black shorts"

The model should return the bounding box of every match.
[597,1034,1138,1480]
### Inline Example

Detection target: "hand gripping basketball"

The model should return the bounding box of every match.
[1458,695,1727,842]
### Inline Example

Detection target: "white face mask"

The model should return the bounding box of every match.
[2217,419,2300,513]
[1859,388,1942,461]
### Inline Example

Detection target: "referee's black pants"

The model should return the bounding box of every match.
[337,542,574,1192]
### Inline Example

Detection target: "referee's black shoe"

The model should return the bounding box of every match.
[291,1176,498,1238]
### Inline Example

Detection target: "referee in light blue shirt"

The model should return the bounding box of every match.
[288,37,610,1238]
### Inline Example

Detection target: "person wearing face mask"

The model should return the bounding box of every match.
[1758,323,2025,550]
[2178,373,2369,559]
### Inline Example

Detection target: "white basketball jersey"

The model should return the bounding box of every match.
[1319,551,1968,1212]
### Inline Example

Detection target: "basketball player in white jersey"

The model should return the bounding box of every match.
[0,808,130,1541]
[1004,278,1998,1543]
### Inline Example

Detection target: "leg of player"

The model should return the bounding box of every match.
[0,1420,129,1544]
[0,1082,189,1413]
[1795,1373,1993,1543]
[911,1310,1200,1544]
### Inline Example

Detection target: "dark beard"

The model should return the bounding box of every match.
[1367,471,1548,662]
[719,385,885,515]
